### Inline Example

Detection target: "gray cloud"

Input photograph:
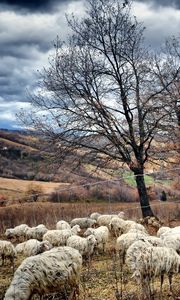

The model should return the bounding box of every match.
[0,0,78,12]
[0,0,179,129]
[137,0,180,9]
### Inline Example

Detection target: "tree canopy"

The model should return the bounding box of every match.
[19,0,180,217]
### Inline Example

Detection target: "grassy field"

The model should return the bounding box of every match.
[0,177,69,193]
[0,177,70,205]
[0,200,180,299]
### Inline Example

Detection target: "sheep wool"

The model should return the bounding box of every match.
[109,217,146,237]
[126,240,180,297]
[90,212,101,221]
[15,239,53,257]
[162,233,180,254]
[157,226,171,237]
[84,226,109,252]
[43,229,73,247]
[4,246,82,300]
[97,214,117,227]
[160,226,180,238]
[116,232,147,263]
[56,220,71,230]
[70,217,96,229]
[0,240,16,266]
[67,234,96,258]
[43,225,80,247]
[25,224,48,241]
[5,224,30,240]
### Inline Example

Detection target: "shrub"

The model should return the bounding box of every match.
[24,183,43,202]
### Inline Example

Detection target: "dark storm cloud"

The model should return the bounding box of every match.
[137,0,180,9]
[0,0,179,130]
[0,0,71,12]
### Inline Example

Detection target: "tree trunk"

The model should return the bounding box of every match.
[134,169,154,218]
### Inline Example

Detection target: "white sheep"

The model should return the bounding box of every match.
[4,246,82,300]
[70,217,96,229]
[90,212,101,221]
[97,214,117,227]
[157,226,171,237]
[160,226,180,238]
[25,224,48,241]
[116,232,147,264]
[5,224,30,240]
[118,211,125,219]
[84,226,109,253]
[116,231,163,264]
[56,220,71,230]
[15,239,53,257]
[161,233,180,254]
[0,240,16,268]
[109,217,146,237]
[67,234,97,259]
[43,225,80,247]
[126,240,180,298]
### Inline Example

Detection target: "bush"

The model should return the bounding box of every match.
[24,183,43,202]
[49,181,139,203]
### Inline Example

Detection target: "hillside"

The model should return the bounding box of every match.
[0,129,125,184]
[0,129,179,206]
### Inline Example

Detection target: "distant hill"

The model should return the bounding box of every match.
[0,129,113,183]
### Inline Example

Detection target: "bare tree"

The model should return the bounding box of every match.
[155,36,180,166]
[20,0,179,217]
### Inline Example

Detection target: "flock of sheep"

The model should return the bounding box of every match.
[1,211,180,299]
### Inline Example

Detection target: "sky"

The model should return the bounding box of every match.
[0,0,180,130]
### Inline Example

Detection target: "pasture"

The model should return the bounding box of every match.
[0,200,180,299]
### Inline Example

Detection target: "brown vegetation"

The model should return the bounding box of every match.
[0,200,180,299]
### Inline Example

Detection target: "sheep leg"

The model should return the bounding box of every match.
[168,273,174,295]
[103,242,105,253]
[160,274,164,300]
[28,293,42,300]
[68,287,76,300]
[10,256,15,273]
[1,254,5,266]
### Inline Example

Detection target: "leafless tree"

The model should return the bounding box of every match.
[154,36,180,167]
[19,0,179,217]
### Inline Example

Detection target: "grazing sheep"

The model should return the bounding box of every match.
[84,226,109,253]
[56,220,71,230]
[116,232,163,264]
[67,234,97,259]
[5,224,30,240]
[43,225,80,247]
[118,211,125,219]
[116,232,147,264]
[109,217,146,237]
[25,224,48,241]
[160,226,180,238]
[157,226,171,237]
[126,240,180,299]
[161,233,180,254]
[97,214,117,227]
[15,239,53,257]
[4,246,82,300]
[70,217,96,229]
[0,240,16,268]
[90,212,101,221]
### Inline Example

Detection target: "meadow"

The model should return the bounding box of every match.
[1,198,180,300]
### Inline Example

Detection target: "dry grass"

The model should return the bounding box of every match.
[0,200,180,299]
[0,177,69,196]
[1,229,180,300]
[0,137,38,152]
[0,200,180,235]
